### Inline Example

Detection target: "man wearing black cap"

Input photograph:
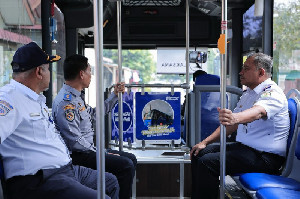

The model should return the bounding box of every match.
[0,42,119,199]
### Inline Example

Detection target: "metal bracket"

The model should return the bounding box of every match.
[128,137,132,150]
[114,136,119,145]
[181,83,190,89]
[142,139,145,151]
[141,84,145,95]
[171,84,174,96]
[171,139,175,151]
[127,86,131,95]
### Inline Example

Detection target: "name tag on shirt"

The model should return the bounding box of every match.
[30,113,40,117]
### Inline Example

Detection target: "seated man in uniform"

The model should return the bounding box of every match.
[190,53,290,199]
[52,54,137,199]
[0,42,119,199]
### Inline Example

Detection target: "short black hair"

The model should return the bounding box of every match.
[64,54,88,80]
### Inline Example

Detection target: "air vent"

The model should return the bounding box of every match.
[123,0,181,6]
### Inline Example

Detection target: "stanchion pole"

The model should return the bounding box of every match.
[184,0,190,147]
[218,0,228,198]
[93,0,105,198]
[116,0,124,151]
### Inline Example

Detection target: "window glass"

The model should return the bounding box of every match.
[273,0,300,94]
[51,5,66,99]
[85,48,221,106]
[0,0,42,87]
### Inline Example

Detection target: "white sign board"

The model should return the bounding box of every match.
[156,47,208,74]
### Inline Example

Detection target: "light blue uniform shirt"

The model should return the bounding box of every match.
[52,84,118,153]
[234,78,290,157]
[0,80,71,180]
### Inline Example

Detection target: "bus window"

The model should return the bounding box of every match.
[0,0,42,87]
[273,0,300,94]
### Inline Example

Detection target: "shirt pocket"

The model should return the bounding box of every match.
[30,115,57,141]
[78,109,92,132]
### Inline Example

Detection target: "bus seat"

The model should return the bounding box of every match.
[194,72,221,141]
[184,72,221,146]
[0,160,4,180]
[194,72,220,86]
[256,187,300,199]
[236,96,300,195]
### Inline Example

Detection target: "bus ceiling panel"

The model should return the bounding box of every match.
[61,3,94,29]
[79,0,253,48]
[55,0,94,29]
[55,0,91,7]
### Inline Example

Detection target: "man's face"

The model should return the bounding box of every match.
[82,64,92,88]
[40,64,50,91]
[239,57,261,89]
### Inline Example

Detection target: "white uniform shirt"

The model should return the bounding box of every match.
[234,78,290,157]
[0,80,71,180]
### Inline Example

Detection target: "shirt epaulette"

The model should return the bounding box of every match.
[263,85,272,91]
[63,93,72,101]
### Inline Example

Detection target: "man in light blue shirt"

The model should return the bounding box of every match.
[0,42,119,199]
[52,54,136,199]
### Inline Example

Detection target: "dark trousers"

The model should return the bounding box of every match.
[6,163,119,199]
[191,142,285,199]
[71,150,137,199]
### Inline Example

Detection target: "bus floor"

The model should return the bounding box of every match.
[225,175,251,199]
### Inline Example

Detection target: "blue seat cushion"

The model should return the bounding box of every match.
[256,187,300,199]
[240,173,300,191]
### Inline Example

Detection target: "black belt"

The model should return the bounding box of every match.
[7,170,43,185]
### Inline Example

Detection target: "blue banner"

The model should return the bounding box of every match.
[111,92,134,142]
[136,92,181,140]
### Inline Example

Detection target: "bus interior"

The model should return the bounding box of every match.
[0,0,300,198]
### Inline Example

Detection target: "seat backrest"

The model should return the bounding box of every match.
[284,97,300,180]
[0,156,6,199]
[185,71,243,147]
[287,98,298,150]
[195,73,221,141]
[194,73,220,86]
[0,157,4,180]
[280,97,300,176]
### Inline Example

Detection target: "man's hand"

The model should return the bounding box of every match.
[114,82,125,95]
[218,107,239,126]
[190,142,207,159]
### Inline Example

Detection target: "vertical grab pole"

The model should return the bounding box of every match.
[93,0,105,198]
[219,0,228,198]
[117,0,124,151]
[184,0,190,145]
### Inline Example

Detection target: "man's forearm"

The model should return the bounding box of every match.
[202,124,238,145]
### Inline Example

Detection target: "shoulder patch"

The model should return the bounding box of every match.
[65,109,75,122]
[63,104,75,111]
[261,90,272,98]
[63,93,72,101]
[0,100,13,116]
